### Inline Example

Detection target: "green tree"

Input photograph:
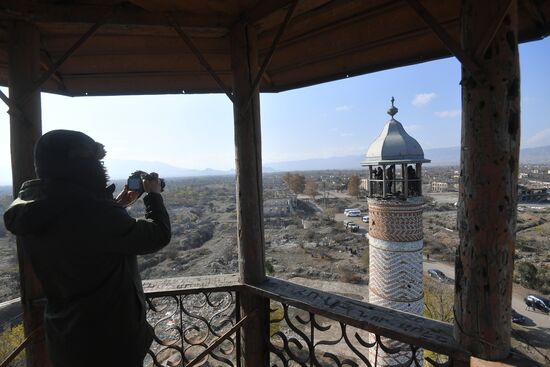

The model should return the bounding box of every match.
[304,180,318,201]
[348,175,360,197]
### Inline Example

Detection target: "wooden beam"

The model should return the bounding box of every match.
[169,14,235,103]
[230,21,269,367]
[8,20,50,367]
[246,277,470,363]
[240,0,295,24]
[240,1,297,117]
[455,0,519,360]
[40,40,68,92]
[474,0,514,61]
[404,0,481,76]
[0,89,31,126]
[143,273,241,297]
[0,1,231,29]
[17,16,107,107]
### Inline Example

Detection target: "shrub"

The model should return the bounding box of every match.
[270,307,284,337]
[361,249,369,268]
[265,260,275,275]
[516,261,538,289]
[0,323,25,366]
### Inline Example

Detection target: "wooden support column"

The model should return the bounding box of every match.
[455,0,519,360]
[230,21,269,367]
[8,21,49,367]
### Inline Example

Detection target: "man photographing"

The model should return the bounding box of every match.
[3,129,171,367]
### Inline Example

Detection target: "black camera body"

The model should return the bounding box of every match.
[127,170,165,195]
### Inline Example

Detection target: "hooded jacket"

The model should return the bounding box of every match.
[4,178,171,367]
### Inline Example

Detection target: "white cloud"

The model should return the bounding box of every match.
[434,109,461,118]
[335,105,353,112]
[403,124,422,132]
[526,128,550,147]
[412,93,436,107]
[340,132,354,137]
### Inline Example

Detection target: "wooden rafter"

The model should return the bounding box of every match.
[0,1,231,30]
[168,14,235,103]
[240,0,295,24]
[242,1,298,109]
[474,0,513,61]
[15,15,108,110]
[260,1,403,53]
[40,45,67,92]
[0,89,32,127]
[404,0,480,76]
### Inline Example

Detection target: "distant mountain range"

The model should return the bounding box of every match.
[1,145,549,186]
[263,145,550,171]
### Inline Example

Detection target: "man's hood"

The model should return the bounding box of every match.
[3,179,115,235]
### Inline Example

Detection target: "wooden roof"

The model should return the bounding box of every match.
[0,0,549,96]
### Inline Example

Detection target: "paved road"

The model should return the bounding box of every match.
[423,259,550,329]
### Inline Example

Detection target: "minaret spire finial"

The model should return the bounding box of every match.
[387,96,398,118]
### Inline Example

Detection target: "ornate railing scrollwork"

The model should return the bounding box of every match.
[268,300,445,367]
[145,291,240,367]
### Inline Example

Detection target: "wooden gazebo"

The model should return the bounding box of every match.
[1,1,549,366]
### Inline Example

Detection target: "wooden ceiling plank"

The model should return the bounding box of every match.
[0,1,231,30]
[169,14,234,102]
[404,0,480,76]
[259,2,404,55]
[240,0,295,24]
[268,20,454,75]
[521,0,546,28]
[474,0,513,61]
[244,0,298,112]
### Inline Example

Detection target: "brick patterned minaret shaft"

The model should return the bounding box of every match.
[367,198,424,366]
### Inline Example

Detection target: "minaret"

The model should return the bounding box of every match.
[362,98,430,366]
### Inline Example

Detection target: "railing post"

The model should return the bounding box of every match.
[8,20,50,367]
[455,0,519,360]
[230,21,269,367]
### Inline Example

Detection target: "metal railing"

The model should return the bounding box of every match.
[144,275,469,367]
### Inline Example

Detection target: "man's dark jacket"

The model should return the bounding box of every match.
[3,179,171,367]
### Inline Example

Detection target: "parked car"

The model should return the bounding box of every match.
[344,208,360,215]
[511,309,526,324]
[525,294,550,314]
[428,268,451,283]
[346,223,359,232]
[345,209,361,217]
[362,215,369,223]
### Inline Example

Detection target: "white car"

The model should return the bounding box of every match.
[345,209,361,217]
[344,208,360,215]
[362,215,369,223]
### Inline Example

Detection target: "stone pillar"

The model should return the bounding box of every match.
[368,198,424,366]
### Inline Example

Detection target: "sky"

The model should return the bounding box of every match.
[0,37,549,185]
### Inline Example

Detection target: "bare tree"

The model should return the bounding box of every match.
[348,175,359,197]
[304,180,318,201]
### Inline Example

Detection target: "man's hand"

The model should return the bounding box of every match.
[143,172,162,194]
[116,185,139,207]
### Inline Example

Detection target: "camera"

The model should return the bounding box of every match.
[127,170,165,195]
